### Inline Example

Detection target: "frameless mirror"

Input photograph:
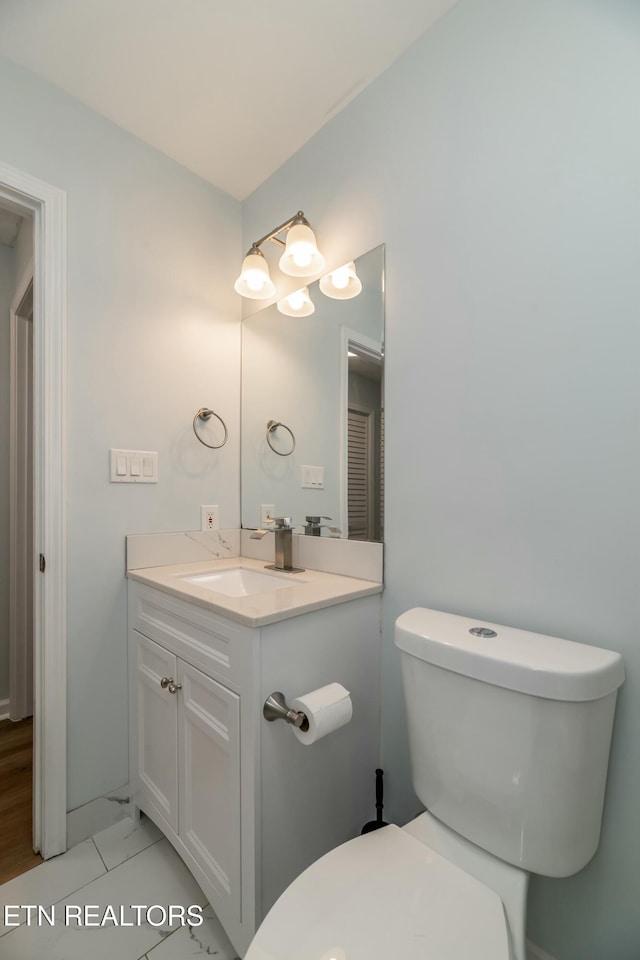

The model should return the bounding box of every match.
[241,244,384,541]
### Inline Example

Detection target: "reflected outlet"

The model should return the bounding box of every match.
[201,505,219,531]
[260,504,275,526]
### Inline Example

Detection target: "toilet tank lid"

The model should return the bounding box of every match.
[395,608,625,701]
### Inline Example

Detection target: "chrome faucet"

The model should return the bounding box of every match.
[250,517,304,573]
[303,515,341,537]
[271,517,295,571]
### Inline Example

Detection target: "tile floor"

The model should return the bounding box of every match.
[0,815,240,959]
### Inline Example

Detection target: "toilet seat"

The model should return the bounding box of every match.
[245,824,510,960]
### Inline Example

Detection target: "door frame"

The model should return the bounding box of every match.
[0,160,67,859]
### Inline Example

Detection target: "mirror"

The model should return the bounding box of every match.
[241,244,384,541]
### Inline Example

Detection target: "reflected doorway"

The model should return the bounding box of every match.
[346,343,383,541]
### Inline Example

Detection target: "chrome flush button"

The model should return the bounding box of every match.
[469,626,498,638]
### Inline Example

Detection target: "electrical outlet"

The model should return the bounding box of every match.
[200,505,219,532]
[260,504,275,526]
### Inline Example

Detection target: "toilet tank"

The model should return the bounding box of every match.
[395,608,624,877]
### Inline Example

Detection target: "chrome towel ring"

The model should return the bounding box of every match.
[266,419,296,456]
[193,407,228,449]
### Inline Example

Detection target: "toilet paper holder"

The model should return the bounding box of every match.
[263,691,310,731]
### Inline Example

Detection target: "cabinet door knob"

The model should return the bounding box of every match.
[160,676,173,689]
[168,681,182,695]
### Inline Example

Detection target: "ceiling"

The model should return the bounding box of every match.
[0,0,458,200]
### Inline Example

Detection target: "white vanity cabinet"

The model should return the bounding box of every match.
[128,578,381,956]
[134,632,241,922]
[135,633,180,832]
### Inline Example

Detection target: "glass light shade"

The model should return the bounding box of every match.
[277,286,315,317]
[234,252,276,299]
[279,223,325,277]
[319,261,362,300]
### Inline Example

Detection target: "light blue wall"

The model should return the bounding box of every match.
[0,54,242,809]
[242,2,640,957]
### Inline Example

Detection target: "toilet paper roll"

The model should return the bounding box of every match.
[290,683,352,746]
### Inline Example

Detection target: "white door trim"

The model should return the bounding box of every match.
[0,159,67,859]
[9,262,34,722]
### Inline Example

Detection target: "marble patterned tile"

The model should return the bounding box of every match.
[126,531,240,570]
[0,839,106,936]
[92,815,162,871]
[67,787,131,847]
[0,839,206,960]
[147,903,239,959]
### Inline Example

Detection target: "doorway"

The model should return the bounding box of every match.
[0,206,39,881]
[10,244,34,723]
[0,160,67,865]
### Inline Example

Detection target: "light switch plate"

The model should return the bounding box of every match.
[110,449,158,483]
[301,465,325,489]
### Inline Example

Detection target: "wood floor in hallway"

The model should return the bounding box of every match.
[0,716,42,884]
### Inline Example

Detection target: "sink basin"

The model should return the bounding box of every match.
[179,567,304,598]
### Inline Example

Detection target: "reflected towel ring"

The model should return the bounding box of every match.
[193,407,228,449]
[266,419,296,457]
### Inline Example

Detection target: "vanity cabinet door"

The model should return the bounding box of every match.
[135,632,179,832]
[178,661,241,924]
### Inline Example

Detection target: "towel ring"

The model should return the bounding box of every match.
[266,419,296,457]
[193,407,228,449]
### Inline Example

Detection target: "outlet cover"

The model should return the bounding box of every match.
[260,504,275,526]
[200,505,219,531]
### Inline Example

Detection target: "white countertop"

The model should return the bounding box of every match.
[127,556,383,627]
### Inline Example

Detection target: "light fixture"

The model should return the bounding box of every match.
[234,210,324,300]
[234,246,276,300]
[277,286,315,317]
[319,261,362,300]
[278,214,325,277]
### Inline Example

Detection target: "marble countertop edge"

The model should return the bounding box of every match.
[127,556,382,627]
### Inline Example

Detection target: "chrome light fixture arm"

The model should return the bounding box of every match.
[248,210,309,254]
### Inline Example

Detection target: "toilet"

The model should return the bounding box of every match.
[245,607,624,960]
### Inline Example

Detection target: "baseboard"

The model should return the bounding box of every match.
[527,940,558,960]
[0,698,9,721]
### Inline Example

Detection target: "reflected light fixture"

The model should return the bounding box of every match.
[319,261,362,300]
[234,210,324,300]
[277,286,315,317]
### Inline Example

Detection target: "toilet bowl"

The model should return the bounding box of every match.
[245,608,624,960]
[245,813,517,960]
